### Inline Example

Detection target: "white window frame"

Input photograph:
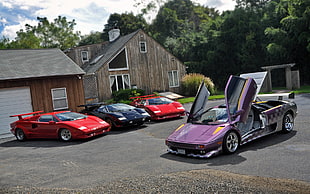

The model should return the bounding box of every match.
[81,51,89,63]
[51,88,68,110]
[168,70,179,87]
[108,47,129,71]
[109,74,131,92]
[139,41,147,53]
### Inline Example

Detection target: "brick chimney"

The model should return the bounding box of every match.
[108,28,120,42]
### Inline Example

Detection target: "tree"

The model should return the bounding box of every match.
[34,16,81,50]
[1,16,80,50]
[102,12,148,41]
[79,31,104,46]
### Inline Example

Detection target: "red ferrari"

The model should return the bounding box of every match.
[130,95,185,120]
[10,111,110,141]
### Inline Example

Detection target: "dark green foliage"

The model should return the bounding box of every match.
[102,12,148,41]
[112,89,145,102]
[1,16,80,50]
[79,31,104,46]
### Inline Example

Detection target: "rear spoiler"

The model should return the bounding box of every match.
[129,94,161,100]
[78,102,105,108]
[257,92,295,100]
[10,111,43,120]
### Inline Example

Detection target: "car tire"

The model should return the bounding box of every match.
[59,128,72,141]
[282,113,294,133]
[223,131,239,154]
[15,128,26,141]
[105,118,114,130]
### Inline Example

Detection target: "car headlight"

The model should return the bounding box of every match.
[177,107,185,110]
[99,121,106,124]
[142,113,149,116]
[153,110,161,113]
[79,126,87,130]
[118,117,127,120]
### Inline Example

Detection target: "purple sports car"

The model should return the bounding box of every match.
[165,74,297,158]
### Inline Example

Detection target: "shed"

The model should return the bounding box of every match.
[0,49,85,137]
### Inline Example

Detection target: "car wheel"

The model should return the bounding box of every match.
[59,128,72,141]
[15,128,26,141]
[106,119,114,130]
[282,113,294,133]
[223,131,239,154]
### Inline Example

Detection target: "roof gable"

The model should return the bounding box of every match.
[0,49,85,81]
[83,30,140,74]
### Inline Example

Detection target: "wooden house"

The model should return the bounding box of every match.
[66,29,186,103]
[0,49,85,137]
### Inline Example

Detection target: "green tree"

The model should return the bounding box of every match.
[79,31,104,46]
[263,0,310,84]
[34,16,80,50]
[2,16,80,50]
[102,12,148,40]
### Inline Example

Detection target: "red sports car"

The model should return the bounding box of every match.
[130,95,185,120]
[10,111,110,141]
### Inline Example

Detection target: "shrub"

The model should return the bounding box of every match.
[112,88,145,102]
[181,73,215,96]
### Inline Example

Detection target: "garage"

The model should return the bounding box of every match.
[0,87,33,137]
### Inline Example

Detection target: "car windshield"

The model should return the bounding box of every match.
[148,97,173,105]
[56,112,87,121]
[105,104,135,112]
[192,107,228,125]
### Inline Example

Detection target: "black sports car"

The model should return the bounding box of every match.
[79,103,150,129]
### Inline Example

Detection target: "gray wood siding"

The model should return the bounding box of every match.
[95,30,186,101]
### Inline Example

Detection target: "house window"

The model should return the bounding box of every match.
[110,74,130,92]
[108,48,128,71]
[51,88,68,110]
[81,51,89,62]
[139,41,147,53]
[168,70,179,87]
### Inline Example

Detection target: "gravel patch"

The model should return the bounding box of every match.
[1,169,309,194]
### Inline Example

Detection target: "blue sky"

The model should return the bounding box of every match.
[0,0,236,40]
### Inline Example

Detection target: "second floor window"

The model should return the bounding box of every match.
[81,51,89,62]
[139,42,147,53]
[109,48,128,71]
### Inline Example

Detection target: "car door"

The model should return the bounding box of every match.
[30,115,59,138]
[225,75,257,124]
[187,81,210,122]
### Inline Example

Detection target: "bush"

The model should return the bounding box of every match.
[112,88,145,102]
[181,73,215,96]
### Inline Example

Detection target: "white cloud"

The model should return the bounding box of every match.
[0,0,236,40]
[194,0,236,12]
[2,16,37,40]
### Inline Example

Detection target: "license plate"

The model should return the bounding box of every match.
[177,149,186,155]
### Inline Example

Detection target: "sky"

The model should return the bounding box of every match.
[0,0,236,40]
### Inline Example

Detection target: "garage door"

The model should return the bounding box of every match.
[0,87,33,137]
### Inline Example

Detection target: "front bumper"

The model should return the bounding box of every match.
[166,140,222,158]
[152,112,185,120]
[167,147,222,158]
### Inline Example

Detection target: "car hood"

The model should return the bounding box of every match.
[66,116,108,131]
[148,102,184,112]
[167,123,227,143]
[119,110,145,119]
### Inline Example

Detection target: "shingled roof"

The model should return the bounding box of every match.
[83,30,140,74]
[0,48,85,81]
